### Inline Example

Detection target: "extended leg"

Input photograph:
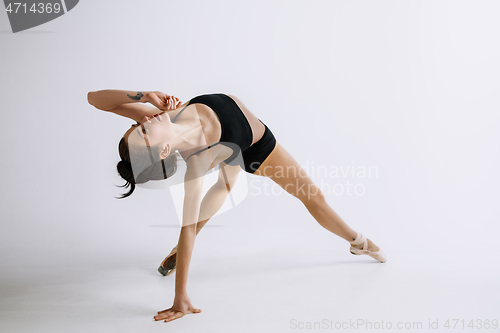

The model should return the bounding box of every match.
[254,143,380,252]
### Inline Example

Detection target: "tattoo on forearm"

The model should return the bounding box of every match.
[127,91,144,101]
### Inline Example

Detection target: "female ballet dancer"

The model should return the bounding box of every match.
[87,89,387,323]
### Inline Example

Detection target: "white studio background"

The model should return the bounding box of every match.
[1,0,499,332]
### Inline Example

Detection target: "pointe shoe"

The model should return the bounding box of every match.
[158,246,177,276]
[349,232,387,263]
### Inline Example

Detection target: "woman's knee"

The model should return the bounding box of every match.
[212,179,232,194]
[299,186,326,208]
[282,181,326,207]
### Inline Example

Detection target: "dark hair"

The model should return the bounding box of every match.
[115,127,179,199]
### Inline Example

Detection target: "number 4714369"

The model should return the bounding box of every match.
[5,2,62,14]
[444,319,498,330]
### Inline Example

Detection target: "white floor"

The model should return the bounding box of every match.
[1,247,498,333]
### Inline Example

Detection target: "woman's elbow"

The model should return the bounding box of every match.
[87,91,95,106]
[87,91,107,110]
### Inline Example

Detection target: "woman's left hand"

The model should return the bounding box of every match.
[154,294,202,322]
[144,91,181,111]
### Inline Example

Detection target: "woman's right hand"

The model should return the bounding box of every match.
[154,293,202,322]
[143,91,181,111]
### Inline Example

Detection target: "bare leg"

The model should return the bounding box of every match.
[254,143,379,251]
[160,163,242,269]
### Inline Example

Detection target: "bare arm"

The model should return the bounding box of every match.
[87,89,182,123]
[154,158,213,322]
[174,163,241,290]
[87,89,148,111]
[175,164,205,296]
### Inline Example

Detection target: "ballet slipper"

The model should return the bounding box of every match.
[158,245,177,276]
[349,232,387,263]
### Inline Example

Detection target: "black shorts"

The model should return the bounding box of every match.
[241,120,277,173]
